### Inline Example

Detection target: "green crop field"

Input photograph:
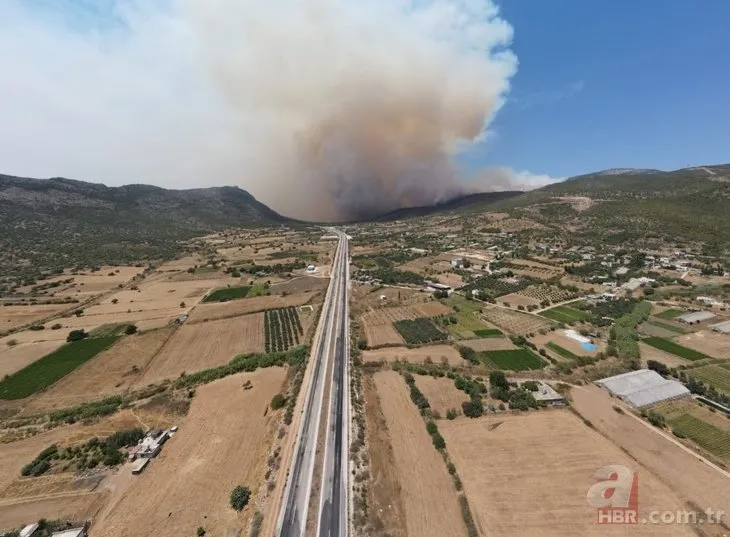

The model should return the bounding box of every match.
[688,365,730,394]
[644,319,687,334]
[203,286,251,303]
[546,342,580,360]
[655,309,685,320]
[473,328,503,338]
[0,336,120,400]
[540,305,588,323]
[394,318,448,345]
[643,337,711,361]
[668,413,730,460]
[246,284,269,298]
[484,349,546,371]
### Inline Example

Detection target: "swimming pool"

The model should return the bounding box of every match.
[582,343,598,352]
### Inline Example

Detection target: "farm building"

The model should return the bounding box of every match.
[128,428,169,460]
[710,320,730,334]
[131,458,150,475]
[596,369,690,409]
[528,381,566,407]
[676,311,716,325]
[50,529,86,537]
[20,524,39,537]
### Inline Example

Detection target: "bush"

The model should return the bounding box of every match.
[124,324,138,335]
[6,339,18,347]
[461,398,484,418]
[446,408,457,420]
[230,485,251,511]
[270,393,287,410]
[66,329,88,342]
[431,432,446,450]
[645,411,666,429]
[51,323,62,330]
[197,527,206,537]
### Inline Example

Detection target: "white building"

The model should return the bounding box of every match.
[597,370,690,409]
[676,311,716,325]
[50,529,86,537]
[20,524,39,537]
[710,320,730,334]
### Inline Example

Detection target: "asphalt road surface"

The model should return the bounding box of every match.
[277,230,349,537]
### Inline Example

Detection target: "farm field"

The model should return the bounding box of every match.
[271,276,329,295]
[134,314,264,385]
[0,492,108,531]
[186,293,315,323]
[413,376,468,416]
[668,414,730,460]
[540,305,588,323]
[393,318,447,345]
[644,318,687,334]
[484,349,546,371]
[361,345,465,366]
[675,331,730,358]
[92,368,286,537]
[0,340,65,379]
[264,307,303,352]
[639,342,691,368]
[361,307,435,347]
[570,385,730,522]
[480,307,554,335]
[655,308,685,319]
[203,285,251,302]
[439,410,694,537]
[47,266,144,300]
[496,293,539,308]
[0,336,120,400]
[643,337,711,361]
[688,364,730,394]
[473,328,502,338]
[371,371,466,537]
[0,304,71,332]
[458,337,516,352]
[516,284,577,304]
[24,328,176,412]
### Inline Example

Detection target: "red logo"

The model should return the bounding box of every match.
[586,465,639,524]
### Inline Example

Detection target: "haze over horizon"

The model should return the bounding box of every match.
[1,1,728,220]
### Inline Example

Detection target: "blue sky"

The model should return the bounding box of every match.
[467,0,730,177]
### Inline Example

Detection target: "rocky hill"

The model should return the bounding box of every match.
[0,175,290,285]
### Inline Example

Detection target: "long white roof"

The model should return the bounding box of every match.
[596,369,690,408]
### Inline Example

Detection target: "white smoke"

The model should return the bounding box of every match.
[0,0,548,221]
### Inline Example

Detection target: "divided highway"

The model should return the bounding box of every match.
[277,231,350,537]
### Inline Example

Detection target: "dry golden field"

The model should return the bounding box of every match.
[0,304,71,332]
[372,371,466,537]
[0,340,65,379]
[93,368,286,537]
[571,385,730,526]
[134,314,264,385]
[458,338,516,351]
[361,345,464,366]
[440,410,695,537]
[24,328,176,412]
[414,376,468,416]
[186,293,315,323]
[675,330,730,358]
[480,307,555,335]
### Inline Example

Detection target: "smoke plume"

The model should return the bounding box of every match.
[0,0,532,221]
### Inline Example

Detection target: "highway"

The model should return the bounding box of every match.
[276,230,350,537]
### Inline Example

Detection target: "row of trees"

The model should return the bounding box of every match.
[264,307,303,353]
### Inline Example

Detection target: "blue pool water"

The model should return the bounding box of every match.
[582,343,598,352]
